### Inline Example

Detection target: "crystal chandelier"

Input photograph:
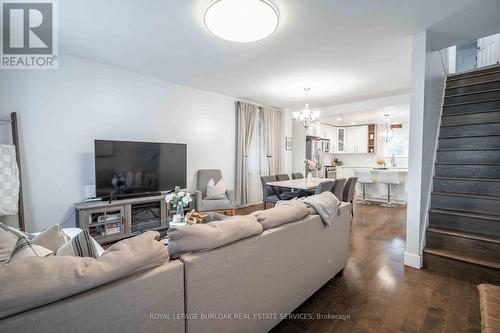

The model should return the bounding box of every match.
[379,114,394,143]
[292,88,320,130]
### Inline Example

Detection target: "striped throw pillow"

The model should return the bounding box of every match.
[56,230,98,259]
[9,237,53,263]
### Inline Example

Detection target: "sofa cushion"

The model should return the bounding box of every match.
[31,224,70,252]
[251,200,309,230]
[167,215,263,258]
[0,231,168,319]
[206,178,227,200]
[56,230,98,259]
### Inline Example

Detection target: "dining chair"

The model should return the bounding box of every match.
[260,175,278,209]
[314,180,334,195]
[343,177,358,215]
[291,173,304,179]
[331,178,346,201]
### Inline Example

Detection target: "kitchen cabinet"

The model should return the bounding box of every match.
[337,128,346,152]
[345,125,368,153]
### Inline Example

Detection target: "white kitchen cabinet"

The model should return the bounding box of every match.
[345,125,368,153]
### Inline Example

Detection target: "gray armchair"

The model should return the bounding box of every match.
[195,169,235,215]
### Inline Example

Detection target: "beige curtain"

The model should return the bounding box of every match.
[235,102,258,206]
[261,107,282,176]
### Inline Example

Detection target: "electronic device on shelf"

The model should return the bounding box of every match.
[94,140,187,201]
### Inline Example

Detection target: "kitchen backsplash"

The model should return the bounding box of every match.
[326,153,409,168]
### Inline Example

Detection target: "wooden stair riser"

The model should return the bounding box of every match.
[429,211,500,237]
[426,231,500,261]
[444,89,500,105]
[423,251,500,284]
[440,123,500,138]
[434,164,500,179]
[436,150,500,164]
[439,136,500,150]
[441,112,500,127]
[446,79,500,96]
[442,100,500,116]
[431,194,500,215]
[446,71,500,89]
[433,178,500,196]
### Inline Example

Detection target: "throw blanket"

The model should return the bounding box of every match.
[302,191,341,226]
[0,144,20,216]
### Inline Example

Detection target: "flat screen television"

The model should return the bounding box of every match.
[94,140,187,199]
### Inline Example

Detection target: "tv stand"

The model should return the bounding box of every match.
[75,193,190,245]
[102,192,163,203]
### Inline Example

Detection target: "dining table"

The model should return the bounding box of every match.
[266,177,327,200]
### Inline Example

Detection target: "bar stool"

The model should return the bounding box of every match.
[354,170,373,205]
[378,171,400,208]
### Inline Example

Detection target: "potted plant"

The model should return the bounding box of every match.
[165,186,192,223]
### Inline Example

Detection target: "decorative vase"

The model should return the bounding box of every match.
[173,205,185,222]
[307,172,313,181]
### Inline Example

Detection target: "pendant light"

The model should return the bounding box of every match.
[379,114,394,143]
[292,88,321,130]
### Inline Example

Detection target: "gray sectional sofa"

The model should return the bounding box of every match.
[0,203,351,333]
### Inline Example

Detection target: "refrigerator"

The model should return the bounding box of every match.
[306,136,330,177]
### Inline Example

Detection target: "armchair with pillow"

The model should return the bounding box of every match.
[195,169,235,215]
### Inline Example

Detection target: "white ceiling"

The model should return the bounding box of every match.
[59,0,486,108]
[319,93,410,126]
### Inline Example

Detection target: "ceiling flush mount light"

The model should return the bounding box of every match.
[379,114,394,143]
[293,88,321,131]
[204,0,279,42]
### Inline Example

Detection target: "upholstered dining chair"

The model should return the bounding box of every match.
[331,178,346,201]
[195,169,235,215]
[276,174,292,193]
[314,180,334,195]
[260,175,279,209]
[342,177,358,215]
[291,173,304,179]
[260,175,301,208]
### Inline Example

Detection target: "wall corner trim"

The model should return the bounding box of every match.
[404,251,423,269]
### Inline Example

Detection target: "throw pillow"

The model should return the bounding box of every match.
[56,230,98,259]
[32,224,70,252]
[0,225,19,263]
[9,237,53,263]
[206,178,227,200]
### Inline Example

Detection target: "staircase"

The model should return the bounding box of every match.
[423,64,500,283]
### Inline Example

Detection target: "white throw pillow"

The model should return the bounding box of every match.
[32,224,70,252]
[206,178,227,200]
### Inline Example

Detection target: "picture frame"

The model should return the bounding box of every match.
[285,137,292,151]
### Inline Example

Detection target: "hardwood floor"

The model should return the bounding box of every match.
[237,203,482,333]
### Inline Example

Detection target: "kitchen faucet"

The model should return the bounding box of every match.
[391,154,397,167]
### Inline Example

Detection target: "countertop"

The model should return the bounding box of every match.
[338,166,409,171]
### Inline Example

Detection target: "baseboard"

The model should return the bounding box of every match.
[404,251,422,269]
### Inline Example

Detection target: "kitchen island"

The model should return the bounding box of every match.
[339,166,408,204]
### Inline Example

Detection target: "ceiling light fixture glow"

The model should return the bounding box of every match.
[204,0,279,43]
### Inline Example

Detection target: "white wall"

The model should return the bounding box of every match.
[405,31,448,269]
[281,109,293,174]
[0,55,237,232]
